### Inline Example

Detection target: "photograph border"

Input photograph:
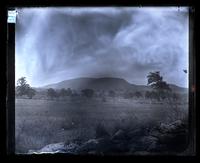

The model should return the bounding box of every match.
[2,0,197,161]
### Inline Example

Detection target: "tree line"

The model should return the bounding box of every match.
[15,78,96,99]
[15,72,181,102]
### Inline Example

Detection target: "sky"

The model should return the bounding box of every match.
[15,7,189,88]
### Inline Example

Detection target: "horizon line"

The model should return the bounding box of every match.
[29,76,189,89]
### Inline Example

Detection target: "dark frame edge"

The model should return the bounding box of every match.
[4,4,197,158]
[6,7,16,155]
[188,6,196,156]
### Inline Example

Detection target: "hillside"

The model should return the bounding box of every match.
[41,77,187,93]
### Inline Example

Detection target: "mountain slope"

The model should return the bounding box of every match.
[42,77,187,93]
[44,77,136,91]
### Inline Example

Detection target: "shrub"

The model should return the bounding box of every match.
[27,88,36,99]
[81,89,94,98]
[108,90,116,98]
[47,88,58,100]
[134,91,143,98]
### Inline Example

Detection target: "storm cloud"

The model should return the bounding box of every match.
[15,7,189,87]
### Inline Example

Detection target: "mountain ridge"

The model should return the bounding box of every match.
[39,77,187,93]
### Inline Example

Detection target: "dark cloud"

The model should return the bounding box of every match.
[15,7,189,87]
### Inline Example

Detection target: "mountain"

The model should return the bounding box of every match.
[43,77,137,91]
[168,84,188,94]
[41,77,187,93]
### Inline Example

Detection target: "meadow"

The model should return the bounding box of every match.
[15,97,188,154]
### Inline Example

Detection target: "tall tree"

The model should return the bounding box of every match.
[16,77,30,96]
[16,77,36,99]
[147,71,171,100]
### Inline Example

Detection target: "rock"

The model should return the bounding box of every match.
[28,120,188,155]
[96,138,115,155]
[111,129,126,141]
[95,124,110,138]
[149,129,162,138]
[85,139,100,144]
[113,142,130,153]
[77,139,100,153]
[128,129,142,137]
[28,150,36,154]
[28,142,79,154]
[132,151,153,155]
[140,136,158,151]
[127,128,149,141]
[149,120,187,138]
[148,120,188,152]
[159,120,186,134]
[28,142,66,154]
[77,138,117,155]
[64,143,80,153]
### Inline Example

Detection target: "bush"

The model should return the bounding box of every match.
[81,89,94,98]
[108,90,116,98]
[27,88,36,99]
[134,91,143,98]
[59,88,72,97]
[47,88,58,99]
[123,91,134,99]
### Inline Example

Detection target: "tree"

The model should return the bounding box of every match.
[108,90,116,98]
[134,91,142,98]
[172,92,180,102]
[59,88,72,97]
[123,91,134,99]
[147,71,171,101]
[16,77,30,96]
[81,89,94,98]
[27,88,36,99]
[16,77,36,99]
[145,91,151,99]
[66,88,72,96]
[147,71,162,87]
[47,88,57,100]
[150,91,160,101]
[59,88,67,97]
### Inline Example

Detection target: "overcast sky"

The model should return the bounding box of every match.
[15,7,189,88]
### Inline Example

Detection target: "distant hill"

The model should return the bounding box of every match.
[168,84,188,94]
[43,77,136,91]
[41,77,188,93]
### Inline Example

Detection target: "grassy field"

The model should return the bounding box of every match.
[15,97,188,153]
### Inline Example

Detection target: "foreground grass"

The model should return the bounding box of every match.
[15,97,188,153]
